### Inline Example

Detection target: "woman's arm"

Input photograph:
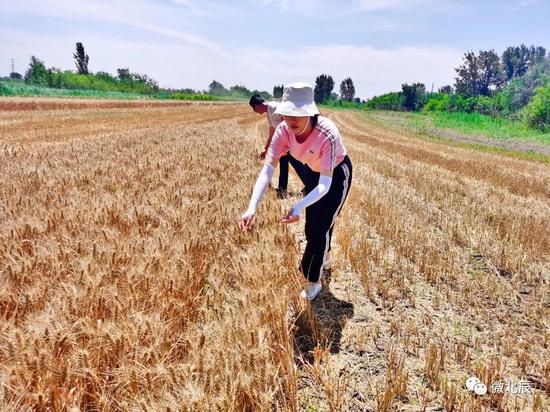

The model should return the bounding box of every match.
[240,158,279,231]
[282,169,333,222]
[240,125,288,231]
[242,158,279,217]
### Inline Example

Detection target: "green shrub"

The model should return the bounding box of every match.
[24,56,50,86]
[0,80,146,99]
[365,92,404,111]
[497,60,550,115]
[0,81,16,96]
[322,99,364,110]
[473,95,498,116]
[423,94,450,112]
[523,86,550,131]
[168,93,214,101]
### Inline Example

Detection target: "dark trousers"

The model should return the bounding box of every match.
[278,153,306,191]
[300,155,353,283]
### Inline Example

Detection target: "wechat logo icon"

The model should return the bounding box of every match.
[466,376,487,395]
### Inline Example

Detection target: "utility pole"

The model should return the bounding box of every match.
[10,58,15,74]
[431,82,434,93]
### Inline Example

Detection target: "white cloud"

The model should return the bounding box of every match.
[0,0,221,53]
[506,0,541,12]
[1,0,464,98]
[253,0,321,12]
[238,44,463,97]
[108,16,224,55]
[354,0,412,11]
[170,0,213,16]
[517,0,540,6]
[353,0,465,12]
[2,23,462,98]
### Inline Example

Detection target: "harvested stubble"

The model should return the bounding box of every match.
[1,98,549,411]
[0,100,311,411]
[0,97,216,112]
[324,110,550,411]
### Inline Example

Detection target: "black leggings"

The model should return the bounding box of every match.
[278,153,306,191]
[300,155,353,282]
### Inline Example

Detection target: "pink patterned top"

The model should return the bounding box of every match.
[266,115,347,172]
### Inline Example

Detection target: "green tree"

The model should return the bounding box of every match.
[455,52,478,96]
[133,73,159,92]
[9,72,22,80]
[529,45,548,64]
[497,59,550,113]
[455,50,503,97]
[250,89,272,101]
[208,80,228,96]
[340,77,355,101]
[502,44,547,82]
[523,85,550,130]
[401,83,426,111]
[314,74,334,103]
[230,84,251,97]
[365,92,404,110]
[117,68,131,82]
[438,85,453,94]
[259,91,272,100]
[502,44,530,81]
[95,71,117,83]
[24,56,50,85]
[74,42,89,74]
[273,84,284,98]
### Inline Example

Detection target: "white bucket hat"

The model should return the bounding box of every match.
[275,82,320,117]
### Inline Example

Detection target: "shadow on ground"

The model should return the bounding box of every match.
[293,268,354,363]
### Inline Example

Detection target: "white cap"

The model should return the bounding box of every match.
[275,82,320,117]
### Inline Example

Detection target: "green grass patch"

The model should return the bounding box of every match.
[0,80,223,101]
[385,110,550,145]
[320,100,364,111]
[361,110,550,163]
[152,91,216,101]
[0,80,148,99]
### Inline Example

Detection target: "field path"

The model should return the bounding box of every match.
[363,110,550,158]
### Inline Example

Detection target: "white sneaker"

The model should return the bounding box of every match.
[300,281,323,300]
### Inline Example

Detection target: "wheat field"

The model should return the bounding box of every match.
[0,98,549,411]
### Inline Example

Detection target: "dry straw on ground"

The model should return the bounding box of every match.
[0,98,548,411]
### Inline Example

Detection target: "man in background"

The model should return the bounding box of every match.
[249,94,306,198]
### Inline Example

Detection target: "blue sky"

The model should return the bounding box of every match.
[1,0,549,98]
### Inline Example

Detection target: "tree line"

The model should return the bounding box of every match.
[15,46,161,95]
[4,42,548,130]
[5,42,273,100]
[5,41,358,103]
[365,44,549,130]
[313,75,359,104]
[206,80,273,100]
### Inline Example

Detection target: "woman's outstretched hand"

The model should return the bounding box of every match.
[239,213,255,232]
[281,207,300,224]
